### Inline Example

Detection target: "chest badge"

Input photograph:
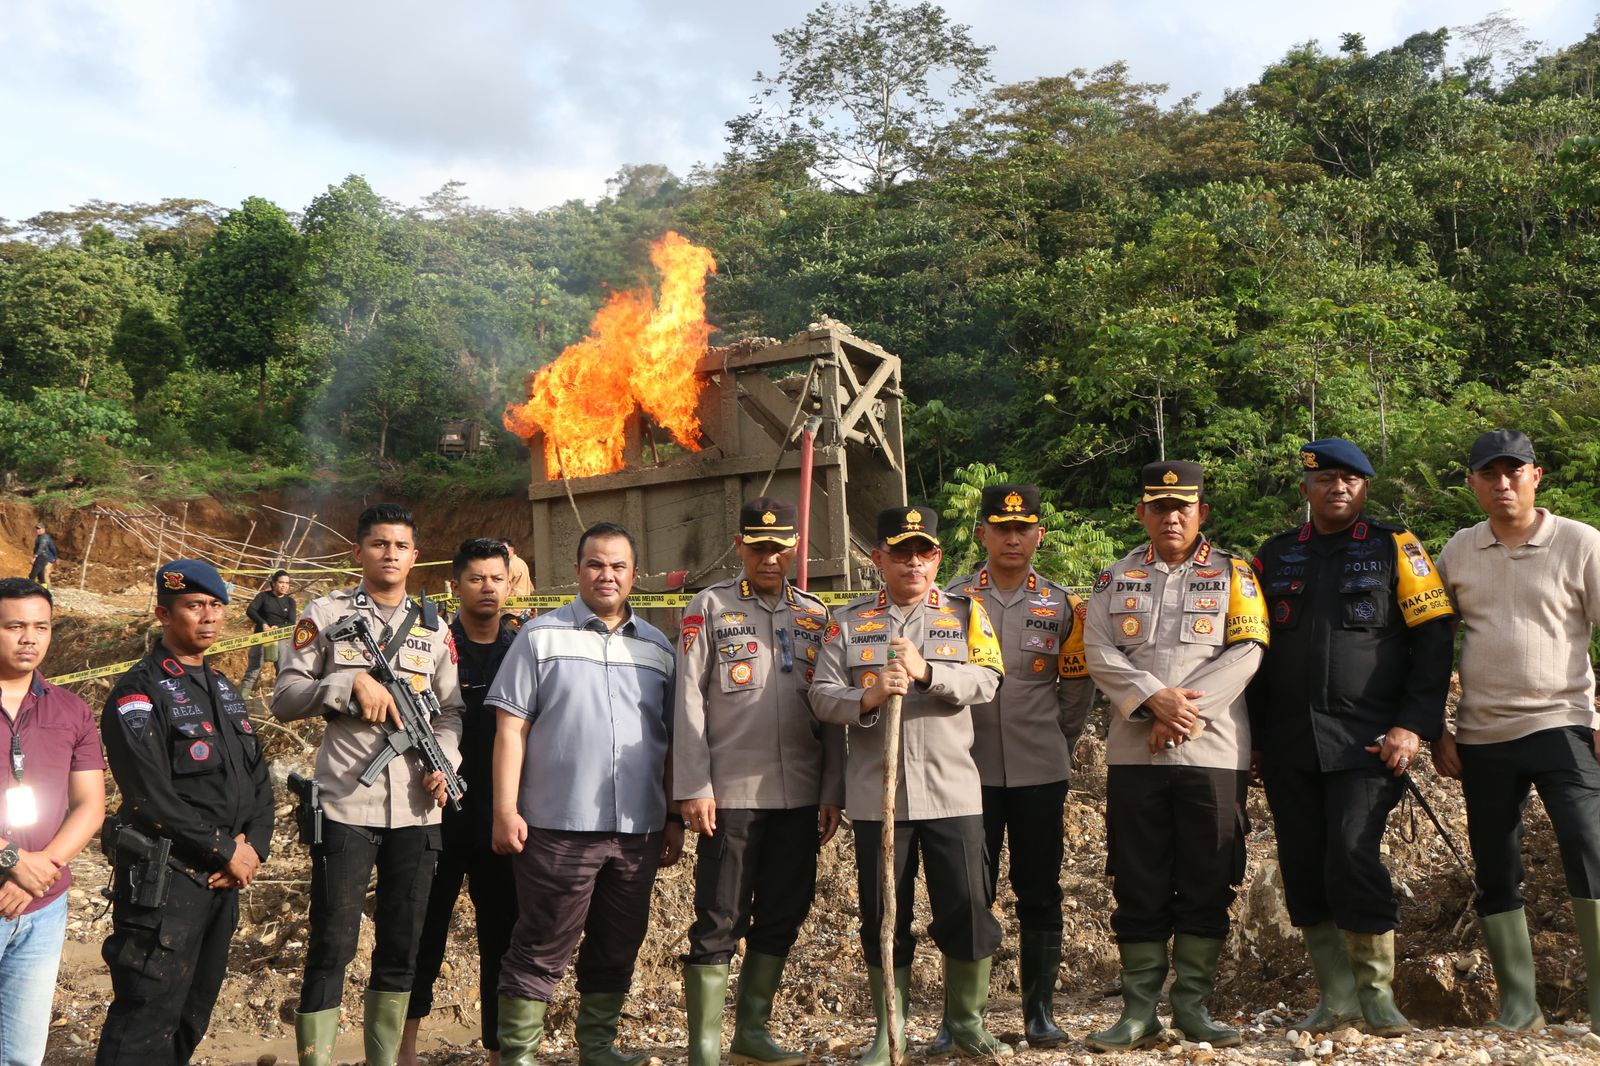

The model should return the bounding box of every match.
[721,611,747,624]
[188,740,211,761]
[730,662,754,686]
[860,671,879,688]
[1121,616,1142,638]
[860,648,876,662]
[1123,569,1149,580]
[1192,617,1215,635]
[1122,596,1139,610]
[854,621,886,633]
[1031,657,1046,672]
[1193,597,1219,611]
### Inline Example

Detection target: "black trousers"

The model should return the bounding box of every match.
[407,835,518,1050]
[1261,761,1404,933]
[300,819,442,1013]
[97,872,239,1065]
[499,828,663,1001]
[1459,725,1600,915]
[852,815,1001,969]
[982,778,1068,933]
[688,806,821,965]
[1105,765,1247,943]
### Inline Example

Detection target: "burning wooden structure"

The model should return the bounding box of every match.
[521,324,907,595]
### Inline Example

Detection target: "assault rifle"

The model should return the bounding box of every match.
[323,613,467,812]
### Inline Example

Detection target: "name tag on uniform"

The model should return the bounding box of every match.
[5,785,38,828]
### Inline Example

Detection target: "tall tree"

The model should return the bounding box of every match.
[728,0,994,192]
[179,196,304,414]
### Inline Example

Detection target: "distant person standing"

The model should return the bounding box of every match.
[240,570,296,699]
[0,578,106,1066]
[503,539,533,599]
[27,526,56,588]
[1433,430,1600,1033]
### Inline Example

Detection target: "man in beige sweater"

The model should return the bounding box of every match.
[1434,429,1600,1034]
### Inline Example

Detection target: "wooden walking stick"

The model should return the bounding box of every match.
[879,649,905,1066]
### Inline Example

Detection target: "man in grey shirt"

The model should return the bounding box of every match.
[488,522,684,1065]
[1434,430,1600,1033]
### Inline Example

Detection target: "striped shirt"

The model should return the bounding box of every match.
[485,598,675,833]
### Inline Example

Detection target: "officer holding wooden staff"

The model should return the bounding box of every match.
[810,505,1007,1064]
[675,496,844,1066]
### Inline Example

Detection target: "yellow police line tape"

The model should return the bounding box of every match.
[48,626,295,686]
[45,590,882,685]
[223,560,454,577]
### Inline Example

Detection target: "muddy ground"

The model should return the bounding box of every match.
[10,495,1600,1065]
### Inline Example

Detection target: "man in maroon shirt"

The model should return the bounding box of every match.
[0,578,106,1066]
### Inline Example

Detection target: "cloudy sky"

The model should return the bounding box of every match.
[2,0,1593,224]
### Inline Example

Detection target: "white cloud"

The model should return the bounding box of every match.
[0,0,1593,223]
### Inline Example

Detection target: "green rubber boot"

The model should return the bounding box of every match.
[362,990,410,1066]
[1480,908,1545,1031]
[497,996,549,1066]
[730,952,806,1065]
[1020,930,1068,1047]
[686,964,731,1066]
[1168,935,1240,1047]
[858,966,911,1066]
[926,955,954,1056]
[577,992,648,1066]
[293,1007,340,1066]
[944,956,1009,1056]
[1572,897,1600,1034]
[1295,922,1361,1033]
[1343,931,1412,1037]
[1085,941,1168,1052]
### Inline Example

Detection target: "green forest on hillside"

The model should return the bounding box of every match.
[2,5,1598,579]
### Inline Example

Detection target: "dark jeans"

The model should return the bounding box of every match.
[1459,725,1600,915]
[1261,761,1404,933]
[1105,765,1247,943]
[97,872,238,1065]
[499,827,663,1002]
[300,819,442,1013]
[982,778,1068,933]
[688,806,820,965]
[407,838,518,1050]
[852,815,1001,968]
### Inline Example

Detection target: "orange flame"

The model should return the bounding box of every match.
[503,231,717,478]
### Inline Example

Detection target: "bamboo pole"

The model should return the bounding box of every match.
[77,511,100,590]
[232,520,258,574]
[177,501,190,559]
[879,688,904,1066]
[145,517,167,614]
[288,512,317,568]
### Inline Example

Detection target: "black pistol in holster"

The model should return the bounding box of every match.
[287,772,323,847]
[322,612,467,812]
[104,822,173,908]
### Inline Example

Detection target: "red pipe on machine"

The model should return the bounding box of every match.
[796,417,821,590]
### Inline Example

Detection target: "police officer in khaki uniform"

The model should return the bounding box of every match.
[810,506,1007,1064]
[1082,462,1268,1050]
[675,497,845,1066]
[932,484,1091,1050]
[273,503,465,1066]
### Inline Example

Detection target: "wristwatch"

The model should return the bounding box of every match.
[0,841,18,875]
